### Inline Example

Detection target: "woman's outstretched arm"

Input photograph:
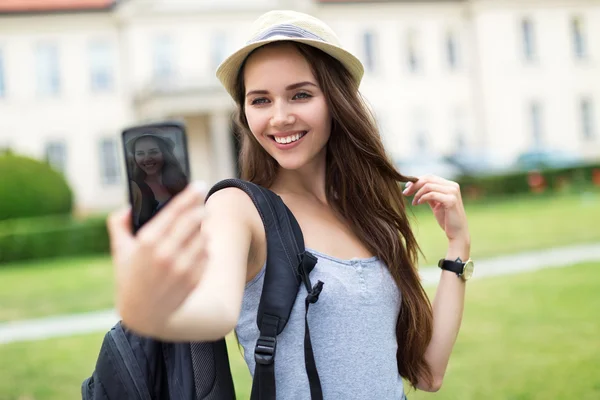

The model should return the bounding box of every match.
[156,187,259,342]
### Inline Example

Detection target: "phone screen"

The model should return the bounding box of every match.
[122,121,191,233]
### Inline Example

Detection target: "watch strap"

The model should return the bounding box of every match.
[438,258,465,275]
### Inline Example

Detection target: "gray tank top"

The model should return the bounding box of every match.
[235,248,407,399]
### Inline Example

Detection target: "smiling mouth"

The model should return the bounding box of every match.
[270,131,308,144]
[143,162,157,168]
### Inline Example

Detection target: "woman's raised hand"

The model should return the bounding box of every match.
[107,181,209,337]
[402,175,470,249]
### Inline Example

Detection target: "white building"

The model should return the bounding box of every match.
[0,0,598,214]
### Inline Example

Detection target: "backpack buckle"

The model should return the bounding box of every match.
[254,335,277,365]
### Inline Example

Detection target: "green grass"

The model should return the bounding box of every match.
[410,261,600,400]
[0,191,598,323]
[410,189,600,265]
[0,332,250,400]
[1,262,598,399]
[0,256,114,322]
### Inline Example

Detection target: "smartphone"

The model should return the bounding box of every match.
[121,120,191,234]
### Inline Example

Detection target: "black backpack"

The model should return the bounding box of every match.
[82,178,325,400]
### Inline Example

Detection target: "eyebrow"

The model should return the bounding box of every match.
[246,81,317,97]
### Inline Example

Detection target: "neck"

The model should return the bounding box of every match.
[270,152,328,204]
[144,172,162,184]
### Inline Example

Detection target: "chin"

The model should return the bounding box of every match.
[273,155,311,171]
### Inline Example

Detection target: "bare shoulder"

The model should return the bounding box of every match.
[203,186,266,280]
[204,187,258,222]
[204,187,263,242]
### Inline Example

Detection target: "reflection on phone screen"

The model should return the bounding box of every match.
[123,124,190,232]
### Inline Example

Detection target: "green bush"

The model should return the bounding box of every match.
[457,162,600,200]
[0,215,109,264]
[0,153,73,221]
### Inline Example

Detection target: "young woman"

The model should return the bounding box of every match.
[108,10,473,399]
[126,133,188,229]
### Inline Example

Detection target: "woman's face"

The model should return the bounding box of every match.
[243,43,331,172]
[134,137,165,176]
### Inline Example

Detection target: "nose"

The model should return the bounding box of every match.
[269,100,295,129]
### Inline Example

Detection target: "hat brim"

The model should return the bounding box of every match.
[216,37,365,100]
[126,134,175,154]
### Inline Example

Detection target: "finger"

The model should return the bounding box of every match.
[138,181,207,240]
[412,183,456,206]
[155,206,205,263]
[403,175,450,196]
[171,233,208,291]
[107,207,134,255]
[418,192,457,208]
[154,233,207,308]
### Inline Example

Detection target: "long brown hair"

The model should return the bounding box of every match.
[233,42,434,388]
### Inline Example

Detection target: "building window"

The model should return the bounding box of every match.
[0,48,5,97]
[152,35,175,82]
[571,17,587,59]
[36,43,60,96]
[211,32,228,72]
[0,139,11,154]
[416,132,429,154]
[529,101,543,148]
[446,31,458,70]
[89,41,115,92]
[99,138,121,185]
[363,31,376,73]
[580,98,595,141]
[521,18,536,62]
[412,110,428,153]
[453,108,467,150]
[45,141,67,174]
[406,30,421,73]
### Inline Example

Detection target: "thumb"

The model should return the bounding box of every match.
[107,207,134,256]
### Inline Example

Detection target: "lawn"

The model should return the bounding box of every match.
[0,262,598,400]
[411,189,600,265]
[0,190,598,323]
[0,256,114,322]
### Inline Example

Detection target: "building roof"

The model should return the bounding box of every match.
[319,0,459,2]
[0,0,116,14]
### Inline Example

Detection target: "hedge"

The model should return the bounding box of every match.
[0,214,109,265]
[0,152,73,221]
[456,162,600,200]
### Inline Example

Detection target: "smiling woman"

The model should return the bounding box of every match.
[103,9,474,400]
[125,133,188,229]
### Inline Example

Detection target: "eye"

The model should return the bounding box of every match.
[250,97,269,105]
[293,92,312,100]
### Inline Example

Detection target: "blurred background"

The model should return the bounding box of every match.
[0,0,599,399]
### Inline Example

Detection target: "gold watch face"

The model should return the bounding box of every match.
[462,260,474,281]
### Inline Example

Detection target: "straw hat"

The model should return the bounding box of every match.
[126,133,175,155]
[215,9,365,100]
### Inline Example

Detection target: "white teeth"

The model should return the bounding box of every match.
[274,132,304,144]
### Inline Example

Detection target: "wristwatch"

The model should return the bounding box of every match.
[438,257,475,281]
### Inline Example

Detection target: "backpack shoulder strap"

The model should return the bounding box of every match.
[206,178,324,400]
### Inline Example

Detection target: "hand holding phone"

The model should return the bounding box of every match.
[107,182,208,337]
